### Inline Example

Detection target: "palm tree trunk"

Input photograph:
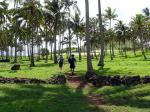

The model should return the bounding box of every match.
[27,43,30,60]
[119,40,121,55]
[6,46,9,60]
[85,0,94,73]
[50,42,53,60]
[140,33,147,60]
[120,42,123,56]
[93,23,97,59]
[105,43,108,55]
[58,34,61,55]
[20,51,22,59]
[68,25,72,56]
[37,44,41,61]
[97,0,105,67]
[110,43,113,60]
[14,33,17,63]
[80,37,82,53]
[77,35,81,61]
[30,28,35,67]
[30,36,35,66]
[10,47,13,59]
[45,41,48,63]
[124,37,127,57]
[133,39,136,56]
[6,34,9,60]
[84,44,86,56]
[53,18,58,64]
[112,42,115,57]
[61,35,64,55]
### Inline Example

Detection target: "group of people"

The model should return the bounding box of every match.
[58,54,76,75]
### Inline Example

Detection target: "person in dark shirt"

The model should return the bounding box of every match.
[68,54,76,75]
[58,55,64,71]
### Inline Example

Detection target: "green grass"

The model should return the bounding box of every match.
[0,52,150,79]
[0,84,102,112]
[89,84,150,112]
[94,53,150,76]
[0,83,150,112]
[0,52,150,112]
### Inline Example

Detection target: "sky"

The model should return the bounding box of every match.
[3,0,150,25]
[77,0,150,25]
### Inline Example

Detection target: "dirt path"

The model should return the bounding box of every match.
[67,75,106,106]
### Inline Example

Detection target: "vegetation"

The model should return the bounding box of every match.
[0,52,150,79]
[0,84,101,112]
[0,0,150,111]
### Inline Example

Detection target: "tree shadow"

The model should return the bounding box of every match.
[89,84,150,109]
[0,84,104,112]
[0,70,12,73]
[94,68,123,75]
[34,63,56,68]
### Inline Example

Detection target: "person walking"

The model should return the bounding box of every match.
[68,54,76,75]
[58,55,64,71]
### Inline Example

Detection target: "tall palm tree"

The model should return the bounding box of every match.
[10,0,23,63]
[115,20,128,57]
[104,7,117,60]
[97,0,105,68]
[89,17,98,59]
[18,0,44,66]
[44,0,79,64]
[131,14,147,60]
[85,0,94,74]
[0,0,9,60]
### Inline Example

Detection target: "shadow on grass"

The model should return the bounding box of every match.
[118,54,142,58]
[90,84,150,109]
[34,63,56,68]
[94,68,123,75]
[0,84,104,112]
[0,69,12,73]
[73,68,123,76]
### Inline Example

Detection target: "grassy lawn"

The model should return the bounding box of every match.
[0,52,150,112]
[0,52,150,79]
[0,83,149,112]
[90,84,150,112]
[0,84,101,112]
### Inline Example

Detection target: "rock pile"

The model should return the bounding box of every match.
[0,59,10,62]
[86,74,150,87]
[11,63,20,70]
[46,75,66,84]
[0,75,66,84]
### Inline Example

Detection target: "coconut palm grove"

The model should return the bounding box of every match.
[0,0,150,112]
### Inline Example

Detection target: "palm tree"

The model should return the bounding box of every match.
[143,7,150,19]
[104,7,117,60]
[97,0,105,68]
[44,0,61,64]
[0,0,9,60]
[20,0,44,66]
[131,14,147,60]
[44,0,79,64]
[89,17,98,59]
[85,0,94,74]
[10,0,23,63]
[72,13,84,61]
[11,10,21,63]
[143,7,150,51]
[115,20,128,57]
